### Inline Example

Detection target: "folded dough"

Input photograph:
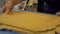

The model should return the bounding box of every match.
[0,11,60,32]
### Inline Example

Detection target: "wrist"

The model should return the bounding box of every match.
[11,0,25,5]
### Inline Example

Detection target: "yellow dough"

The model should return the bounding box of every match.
[0,11,60,34]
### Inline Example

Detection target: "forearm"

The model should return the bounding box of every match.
[9,0,25,5]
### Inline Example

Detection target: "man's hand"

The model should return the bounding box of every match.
[2,0,14,14]
[56,11,60,16]
[2,0,24,14]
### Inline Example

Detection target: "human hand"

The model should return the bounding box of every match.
[56,11,60,16]
[2,1,14,14]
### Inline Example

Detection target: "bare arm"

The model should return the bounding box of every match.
[10,0,25,5]
[2,0,25,14]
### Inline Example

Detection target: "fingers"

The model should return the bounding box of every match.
[56,12,60,16]
[5,1,13,14]
[2,6,10,14]
[2,1,13,14]
[2,5,7,13]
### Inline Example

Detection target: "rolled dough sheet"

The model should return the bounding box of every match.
[0,11,60,31]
